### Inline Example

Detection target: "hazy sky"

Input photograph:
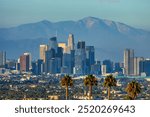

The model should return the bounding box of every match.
[0,0,150,30]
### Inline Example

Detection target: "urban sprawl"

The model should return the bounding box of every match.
[0,34,150,100]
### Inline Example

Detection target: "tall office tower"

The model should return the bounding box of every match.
[70,50,75,73]
[103,60,113,73]
[134,57,144,76]
[77,40,85,49]
[0,51,6,67]
[62,53,72,74]
[56,47,63,65]
[49,58,61,74]
[20,54,30,73]
[45,49,55,73]
[139,59,150,76]
[31,61,37,75]
[68,34,75,50]
[74,41,86,74]
[49,58,56,74]
[91,61,101,75]
[86,46,95,74]
[31,59,44,75]
[24,52,32,69]
[40,45,48,62]
[55,57,61,73]
[124,49,134,76]
[114,62,122,73]
[37,59,44,74]
[49,37,58,53]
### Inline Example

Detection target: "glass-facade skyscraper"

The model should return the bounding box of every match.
[103,59,113,74]
[86,46,95,73]
[49,37,58,53]
[139,59,150,76]
[45,49,55,73]
[74,41,86,75]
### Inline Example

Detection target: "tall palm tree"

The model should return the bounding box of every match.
[103,74,117,100]
[84,74,98,99]
[125,80,141,100]
[61,75,73,100]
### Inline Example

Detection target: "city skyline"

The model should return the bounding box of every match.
[0,15,150,62]
[0,34,150,100]
[0,0,150,31]
[1,35,150,62]
[0,0,150,102]
[1,34,150,77]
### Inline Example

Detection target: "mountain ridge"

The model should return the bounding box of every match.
[0,16,150,61]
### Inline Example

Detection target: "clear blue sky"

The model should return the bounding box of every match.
[0,0,150,30]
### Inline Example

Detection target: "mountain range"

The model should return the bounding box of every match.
[0,16,150,61]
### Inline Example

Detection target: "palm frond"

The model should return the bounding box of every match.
[61,75,73,87]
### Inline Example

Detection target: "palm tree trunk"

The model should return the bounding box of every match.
[85,87,87,96]
[108,87,111,100]
[66,86,68,100]
[89,85,92,100]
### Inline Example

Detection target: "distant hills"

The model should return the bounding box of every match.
[0,16,150,61]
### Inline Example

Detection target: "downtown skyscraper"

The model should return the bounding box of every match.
[0,51,6,67]
[44,37,63,74]
[74,41,87,74]
[139,59,150,76]
[124,49,134,76]
[49,37,58,53]
[39,44,48,63]
[61,34,75,74]
[38,34,96,75]
[20,53,30,73]
[134,57,144,76]
[68,34,74,51]
[86,46,95,73]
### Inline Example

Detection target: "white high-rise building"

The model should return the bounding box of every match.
[0,51,6,67]
[124,49,134,76]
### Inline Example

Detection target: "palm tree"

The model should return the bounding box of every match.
[61,75,73,100]
[84,75,98,99]
[103,74,117,100]
[125,80,141,100]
